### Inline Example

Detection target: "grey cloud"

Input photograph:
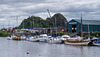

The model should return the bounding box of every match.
[0,0,100,28]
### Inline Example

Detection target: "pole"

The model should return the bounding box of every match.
[16,16,18,27]
[9,19,10,28]
[88,24,90,38]
[23,21,24,29]
[33,18,34,29]
[3,22,4,28]
[81,13,83,37]
[55,17,57,36]
[47,9,52,36]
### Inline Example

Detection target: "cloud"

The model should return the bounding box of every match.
[0,0,100,28]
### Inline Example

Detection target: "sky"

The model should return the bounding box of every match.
[0,0,100,28]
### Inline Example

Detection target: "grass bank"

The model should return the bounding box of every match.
[0,30,12,37]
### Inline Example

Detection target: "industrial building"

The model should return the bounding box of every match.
[67,19,100,33]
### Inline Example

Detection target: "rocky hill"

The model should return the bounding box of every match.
[46,13,67,27]
[18,13,67,29]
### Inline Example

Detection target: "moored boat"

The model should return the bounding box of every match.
[20,35,26,40]
[47,36,62,44]
[29,36,39,42]
[90,37,100,46]
[60,35,70,43]
[12,37,21,40]
[64,37,90,45]
[38,34,49,42]
[11,35,21,40]
[7,36,12,40]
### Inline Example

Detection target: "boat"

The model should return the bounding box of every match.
[38,34,49,42]
[64,36,90,45]
[11,35,21,40]
[12,37,21,40]
[7,35,21,40]
[26,35,31,41]
[64,14,90,45]
[89,37,100,46]
[7,36,12,40]
[20,35,26,40]
[47,36,62,44]
[29,36,39,42]
[60,35,70,43]
[92,37,100,46]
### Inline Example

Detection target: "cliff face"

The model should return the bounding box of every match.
[18,13,67,29]
[46,13,67,27]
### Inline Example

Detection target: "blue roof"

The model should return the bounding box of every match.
[72,19,100,25]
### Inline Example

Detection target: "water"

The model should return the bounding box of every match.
[0,37,100,57]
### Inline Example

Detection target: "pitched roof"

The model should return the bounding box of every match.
[73,19,100,25]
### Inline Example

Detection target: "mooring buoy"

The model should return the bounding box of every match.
[27,51,29,54]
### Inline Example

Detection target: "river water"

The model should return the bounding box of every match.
[0,37,100,57]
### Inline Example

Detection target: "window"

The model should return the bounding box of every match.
[91,27,94,30]
[95,27,98,30]
[85,27,87,30]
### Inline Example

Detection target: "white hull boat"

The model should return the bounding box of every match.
[20,36,26,40]
[38,34,48,42]
[47,37,62,44]
[7,36,12,40]
[29,36,39,42]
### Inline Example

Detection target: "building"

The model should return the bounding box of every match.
[67,19,100,33]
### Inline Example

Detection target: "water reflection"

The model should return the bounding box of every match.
[0,37,100,57]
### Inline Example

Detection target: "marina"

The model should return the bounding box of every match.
[0,0,100,57]
[0,37,100,57]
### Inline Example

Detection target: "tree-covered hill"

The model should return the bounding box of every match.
[18,13,67,29]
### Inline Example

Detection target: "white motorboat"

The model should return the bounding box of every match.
[38,34,49,42]
[20,35,26,40]
[29,36,39,42]
[47,36,62,44]
[60,35,70,43]
[7,36,12,40]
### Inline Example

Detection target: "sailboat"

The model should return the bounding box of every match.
[64,14,90,45]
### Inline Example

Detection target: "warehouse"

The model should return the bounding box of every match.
[67,19,100,33]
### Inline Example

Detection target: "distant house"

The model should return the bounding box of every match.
[67,19,100,33]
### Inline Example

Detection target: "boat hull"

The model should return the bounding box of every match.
[92,42,100,46]
[64,40,89,45]
[12,38,21,40]
[38,38,48,42]
[48,40,62,44]
[47,38,62,44]
[29,38,39,42]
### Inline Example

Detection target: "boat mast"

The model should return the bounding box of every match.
[47,9,52,36]
[81,13,83,37]
[88,24,90,38]
[55,17,57,36]
[33,18,34,29]
[16,16,18,27]
[3,21,4,28]
[9,19,10,28]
